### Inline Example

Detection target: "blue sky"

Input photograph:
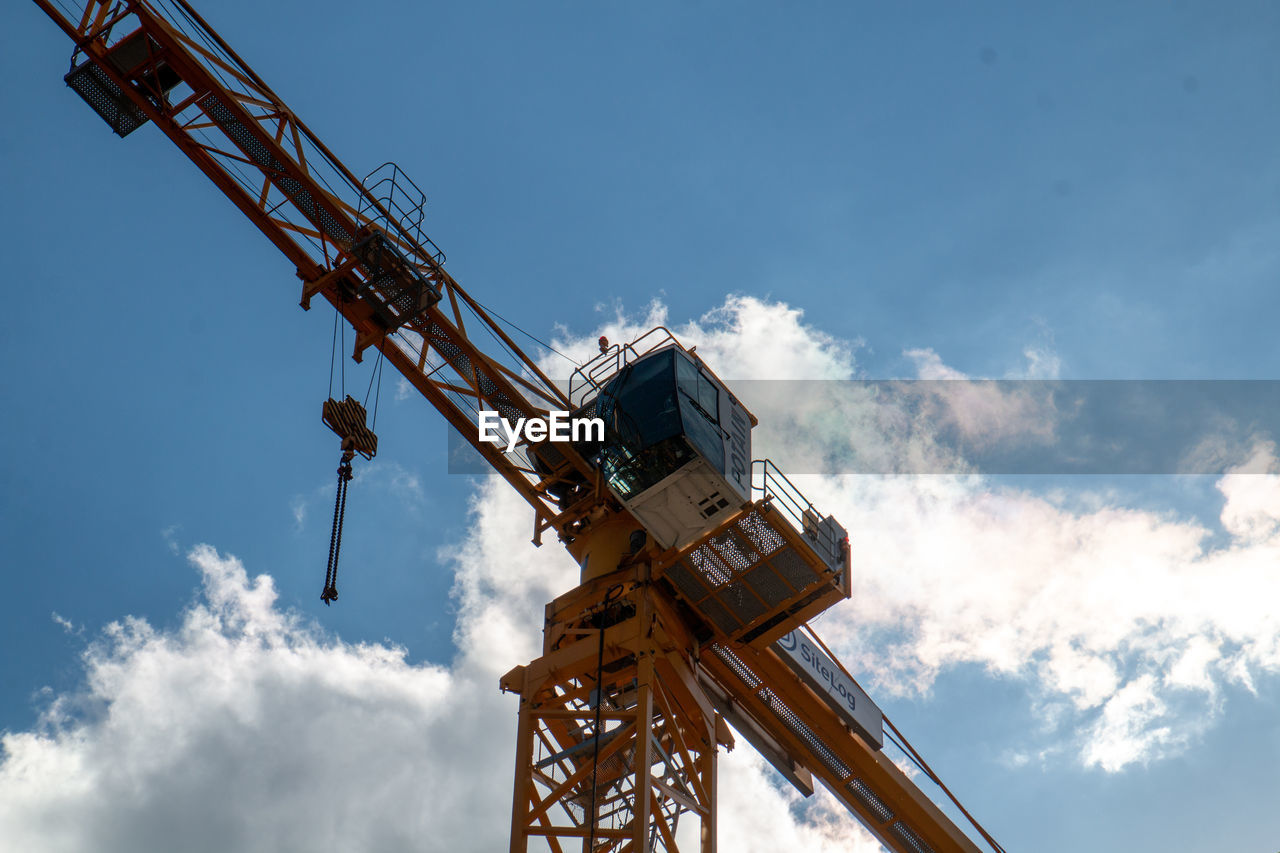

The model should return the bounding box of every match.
[3,1,1280,851]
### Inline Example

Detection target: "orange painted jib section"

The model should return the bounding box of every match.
[34,0,600,548]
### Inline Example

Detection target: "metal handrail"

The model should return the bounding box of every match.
[568,326,681,408]
[357,162,446,266]
[751,459,819,535]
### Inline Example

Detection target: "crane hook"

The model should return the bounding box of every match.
[319,396,378,606]
[321,445,356,605]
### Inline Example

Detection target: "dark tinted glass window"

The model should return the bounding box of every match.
[679,396,724,470]
[676,352,699,398]
[675,352,719,422]
[697,373,719,420]
[602,349,680,451]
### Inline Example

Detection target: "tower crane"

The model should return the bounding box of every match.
[30,2,1006,851]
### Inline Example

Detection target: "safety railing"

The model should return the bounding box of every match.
[752,458,848,575]
[357,161,446,266]
[751,459,819,535]
[567,326,680,408]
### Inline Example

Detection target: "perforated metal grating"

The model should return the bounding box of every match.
[757,685,851,780]
[199,94,353,246]
[65,61,148,137]
[720,581,767,624]
[769,547,816,591]
[710,646,850,779]
[889,820,937,853]
[737,510,785,554]
[743,563,793,607]
[847,777,895,823]
[427,323,525,423]
[709,644,760,690]
[665,510,830,639]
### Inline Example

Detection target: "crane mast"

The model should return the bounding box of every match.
[30,3,1005,852]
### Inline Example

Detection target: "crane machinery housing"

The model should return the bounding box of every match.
[30,2,1007,851]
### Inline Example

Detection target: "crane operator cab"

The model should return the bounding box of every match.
[558,331,852,646]
[582,342,754,551]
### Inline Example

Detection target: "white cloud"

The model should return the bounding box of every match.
[802,463,1280,769]
[1165,636,1221,693]
[289,496,306,531]
[561,300,1059,475]
[444,481,580,673]
[160,524,182,555]
[1080,675,1183,772]
[1,546,494,853]
[552,294,858,382]
[1218,440,1280,541]
[904,347,968,382]
[901,347,1059,451]
[1017,344,1062,380]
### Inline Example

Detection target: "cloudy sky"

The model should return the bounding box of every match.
[3,1,1280,851]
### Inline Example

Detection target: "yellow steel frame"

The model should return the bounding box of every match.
[504,566,984,853]
[503,571,726,852]
[31,4,1003,852]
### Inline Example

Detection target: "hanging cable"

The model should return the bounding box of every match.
[321,447,354,605]
[882,727,929,778]
[882,714,1007,853]
[371,350,385,432]
[329,305,339,400]
[362,342,387,431]
[470,296,582,368]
